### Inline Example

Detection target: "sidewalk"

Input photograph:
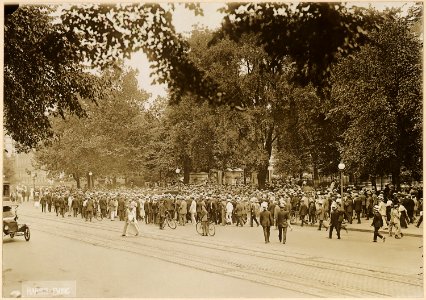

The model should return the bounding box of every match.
[341,218,423,238]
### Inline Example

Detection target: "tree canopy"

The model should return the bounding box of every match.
[4,6,104,151]
[328,9,422,185]
[34,69,150,187]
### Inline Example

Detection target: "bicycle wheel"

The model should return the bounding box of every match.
[196,222,203,235]
[208,223,215,236]
[167,218,177,229]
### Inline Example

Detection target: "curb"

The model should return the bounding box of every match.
[345,227,422,238]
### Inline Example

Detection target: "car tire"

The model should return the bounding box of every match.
[24,228,30,241]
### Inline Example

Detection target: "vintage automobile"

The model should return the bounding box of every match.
[3,201,30,241]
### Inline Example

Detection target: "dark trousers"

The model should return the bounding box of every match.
[250,213,259,227]
[159,216,165,229]
[73,208,78,217]
[55,206,59,216]
[318,220,324,230]
[118,210,124,221]
[346,211,352,224]
[329,223,341,238]
[101,208,106,218]
[262,226,271,242]
[48,204,52,212]
[373,226,384,241]
[41,204,46,213]
[308,213,316,224]
[300,215,307,226]
[236,216,244,227]
[86,210,93,221]
[278,225,288,243]
[356,211,361,223]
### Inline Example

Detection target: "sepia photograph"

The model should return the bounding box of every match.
[2,1,423,298]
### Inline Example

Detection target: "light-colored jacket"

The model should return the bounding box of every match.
[179,199,188,214]
[378,201,387,216]
[189,200,197,213]
[226,202,233,213]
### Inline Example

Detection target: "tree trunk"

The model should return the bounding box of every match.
[257,167,268,190]
[73,174,81,189]
[257,126,275,189]
[370,175,376,190]
[312,161,319,188]
[392,170,401,191]
[183,157,191,185]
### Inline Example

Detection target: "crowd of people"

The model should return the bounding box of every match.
[22,182,423,243]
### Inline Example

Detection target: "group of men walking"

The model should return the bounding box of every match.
[33,183,421,244]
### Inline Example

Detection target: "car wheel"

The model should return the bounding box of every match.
[24,228,30,241]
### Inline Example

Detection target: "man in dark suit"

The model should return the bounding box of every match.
[99,196,107,218]
[144,199,150,224]
[72,195,80,217]
[276,204,290,244]
[46,192,52,212]
[86,197,94,222]
[298,201,308,226]
[329,204,342,239]
[40,194,47,213]
[118,197,125,221]
[260,204,273,243]
[353,194,363,224]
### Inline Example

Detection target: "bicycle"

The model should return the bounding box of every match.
[161,211,177,229]
[196,220,215,236]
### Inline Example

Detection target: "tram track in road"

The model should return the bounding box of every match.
[21,212,423,297]
[24,213,422,285]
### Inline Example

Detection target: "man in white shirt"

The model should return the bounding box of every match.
[122,200,140,237]
[226,199,234,225]
[378,195,388,229]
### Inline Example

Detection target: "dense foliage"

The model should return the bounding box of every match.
[6,4,422,188]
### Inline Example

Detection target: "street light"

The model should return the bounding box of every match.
[338,162,345,197]
[88,172,93,189]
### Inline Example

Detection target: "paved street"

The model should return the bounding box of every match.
[3,203,424,298]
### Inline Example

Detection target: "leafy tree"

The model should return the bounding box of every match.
[328,9,422,188]
[5,3,384,154]
[34,69,150,188]
[4,6,104,151]
[60,3,221,105]
[213,2,381,98]
[59,3,380,106]
[3,153,16,183]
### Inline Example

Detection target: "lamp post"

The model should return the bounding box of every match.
[88,172,93,189]
[338,162,345,197]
